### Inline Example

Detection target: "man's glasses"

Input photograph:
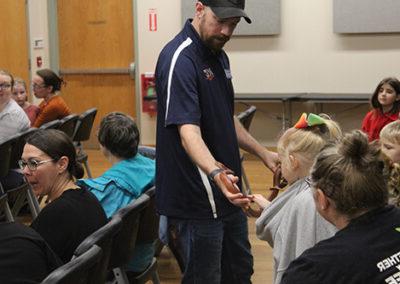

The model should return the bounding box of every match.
[0,83,11,90]
[18,159,54,171]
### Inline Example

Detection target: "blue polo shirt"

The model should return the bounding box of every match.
[155,20,242,219]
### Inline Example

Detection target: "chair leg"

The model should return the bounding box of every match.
[113,267,129,284]
[84,160,93,179]
[26,185,40,218]
[0,184,14,222]
[151,270,160,284]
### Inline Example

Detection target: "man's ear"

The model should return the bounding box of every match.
[289,154,299,170]
[195,2,205,18]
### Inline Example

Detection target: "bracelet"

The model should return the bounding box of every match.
[208,168,224,181]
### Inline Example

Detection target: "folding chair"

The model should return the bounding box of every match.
[73,108,98,178]
[129,186,160,284]
[41,245,103,284]
[138,146,156,160]
[236,105,257,195]
[137,147,185,273]
[7,128,41,219]
[0,138,15,222]
[58,114,80,139]
[108,194,150,284]
[39,119,61,130]
[73,216,122,284]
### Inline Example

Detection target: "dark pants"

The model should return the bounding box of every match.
[170,210,253,284]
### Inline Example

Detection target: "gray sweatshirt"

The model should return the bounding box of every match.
[255,178,337,284]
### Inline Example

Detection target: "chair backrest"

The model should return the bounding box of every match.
[236,105,257,131]
[73,108,98,142]
[0,138,13,180]
[40,119,62,130]
[136,186,159,244]
[58,114,80,139]
[73,216,122,284]
[108,194,150,269]
[138,146,156,160]
[9,128,38,169]
[41,245,103,284]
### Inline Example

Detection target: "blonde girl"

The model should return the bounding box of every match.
[252,113,342,284]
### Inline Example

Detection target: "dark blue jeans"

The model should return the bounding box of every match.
[170,210,253,284]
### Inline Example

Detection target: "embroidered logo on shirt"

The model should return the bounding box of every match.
[224,69,232,79]
[203,68,215,81]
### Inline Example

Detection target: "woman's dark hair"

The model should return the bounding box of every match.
[36,69,65,92]
[371,77,400,114]
[98,112,140,159]
[311,130,389,218]
[26,129,84,179]
[0,69,14,87]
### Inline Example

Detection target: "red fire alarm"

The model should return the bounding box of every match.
[36,56,43,68]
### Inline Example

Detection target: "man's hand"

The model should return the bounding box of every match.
[260,149,279,173]
[213,171,251,208]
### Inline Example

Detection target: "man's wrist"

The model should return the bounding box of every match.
[208,168,224,181]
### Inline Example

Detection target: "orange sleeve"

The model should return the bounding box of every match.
[33,96,71,127]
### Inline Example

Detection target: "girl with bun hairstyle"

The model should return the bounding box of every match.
[282,130,400,284]
[20,129,107,263]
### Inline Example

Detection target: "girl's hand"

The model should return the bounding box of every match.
[252,194,271,210]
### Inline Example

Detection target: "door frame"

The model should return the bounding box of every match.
[46,0,141,128]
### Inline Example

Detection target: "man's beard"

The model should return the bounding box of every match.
[204,36,229,52]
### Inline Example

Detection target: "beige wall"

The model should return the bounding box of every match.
[136,0,400,146]
[28,0,400,145]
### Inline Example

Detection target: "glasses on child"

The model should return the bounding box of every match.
[0,83,11,90]
[18,159,54,171]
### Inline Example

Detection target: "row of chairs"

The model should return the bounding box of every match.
[41,187,160,284]
[40,108,98,178]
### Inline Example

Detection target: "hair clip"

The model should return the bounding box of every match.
[294,113,326,129]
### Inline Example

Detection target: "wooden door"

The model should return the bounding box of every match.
[0,0,30,91]
[57,0,136,147]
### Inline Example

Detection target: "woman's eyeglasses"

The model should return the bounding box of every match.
[18,159,54,171]
[0,83,11,90]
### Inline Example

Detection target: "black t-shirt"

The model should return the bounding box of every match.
[31,187,107,263]
[282,206,400,284]
[0,222,61,284]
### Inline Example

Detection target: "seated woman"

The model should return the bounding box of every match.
[32,69,71,128]
[282,130,400,284]
[78,112,155,275]
[20,129,107,263]
[0,221,61,283]
[12,77,39,125]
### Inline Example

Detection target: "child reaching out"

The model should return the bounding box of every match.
[252,113,342,284]
[362,77,400,141]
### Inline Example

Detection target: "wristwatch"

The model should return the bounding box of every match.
[208,168,224,181]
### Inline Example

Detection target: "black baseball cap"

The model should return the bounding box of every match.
[200,0,252,24]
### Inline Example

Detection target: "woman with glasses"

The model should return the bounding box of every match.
[32,69,71,128]
[20,129,107,263]
[0,70,30,143]
[0,70,30,191]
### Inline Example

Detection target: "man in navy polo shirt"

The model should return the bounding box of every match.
[155,1,278,283]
